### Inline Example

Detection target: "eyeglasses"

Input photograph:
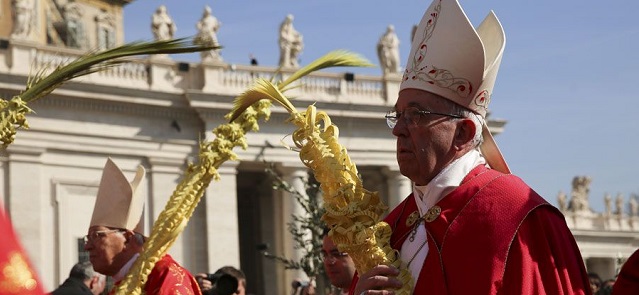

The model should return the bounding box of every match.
[83,229,125,244]
[321,250,349,263]
[385,106,463,128]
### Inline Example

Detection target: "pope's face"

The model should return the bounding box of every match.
[83,226,129,276]
[392,89,459,185]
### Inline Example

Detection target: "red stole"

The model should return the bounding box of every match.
[110,254,201,295]
[385,165,554,294]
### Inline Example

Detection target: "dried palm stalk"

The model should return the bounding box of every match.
[229,51,413,295]
[115,50,373,294]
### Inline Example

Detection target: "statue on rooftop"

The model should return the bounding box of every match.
[195,6,222,62]
[557,191,567,212]
[63,0,85,49]
[568,176,592,213]
[604,193,612,216]
[11,0,34,40]
[152,5,176,41]
[377,25,400,75]
[616,193,624,216]
[278,14,303,68]
[630,196,638,217]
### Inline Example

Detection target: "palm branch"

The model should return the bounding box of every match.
[228,50,373,122]
[0,38,218,146]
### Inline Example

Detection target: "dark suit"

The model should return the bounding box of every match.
[50,277,92,295]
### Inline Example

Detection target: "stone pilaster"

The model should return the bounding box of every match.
[146,157,187,263]
[383,167,412,209]
[5,146,47,282]
[203,162,240,271]
[277,163,309,285]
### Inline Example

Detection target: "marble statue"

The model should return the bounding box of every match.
[616,193,624,216]
[11,0,34,39]
[96,9,116,50]
[569,176,591,212]
[63,0,85,48]
[630,196,638,217]
[278,14,303,68]
[557,191,567,212]
[377,25,400,74]
[152,5,176,41]
[194,6,222,61]
[604,193,612,216]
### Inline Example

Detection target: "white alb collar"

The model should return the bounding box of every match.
[413,150,485,216]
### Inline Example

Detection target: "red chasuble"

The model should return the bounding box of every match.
[0,206,45,295]
[613,248,639,295]
[350,165,591,295]
[111,254,201,295]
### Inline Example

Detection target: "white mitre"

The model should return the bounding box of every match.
[401,0,510,173]
[89,158,146,234]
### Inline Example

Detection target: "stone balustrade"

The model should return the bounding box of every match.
[0,39,400,106]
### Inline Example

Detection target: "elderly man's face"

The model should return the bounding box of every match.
[83,226,129,276]
[392,89,460,185]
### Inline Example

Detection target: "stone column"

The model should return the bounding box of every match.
[382,73,402,103]
[6,146,48,284]
[278,163,309,285]
[383,167,412,209]
[146,157,187,263]
[203,162,240,271]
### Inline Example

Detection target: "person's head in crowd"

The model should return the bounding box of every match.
[52,261,106,295]
[83,158,147,277]
[196,265,246,295]
[588,272,602,294]
[321,228,356,291]
[71,261,106,295]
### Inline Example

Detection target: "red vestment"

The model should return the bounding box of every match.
[111,254,201,295]
[350,165,591,294]
[612,248,639,294]
[0,206,45,295]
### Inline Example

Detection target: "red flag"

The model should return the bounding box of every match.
[0,206,45,295]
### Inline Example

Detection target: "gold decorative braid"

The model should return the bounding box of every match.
[229,51,413,294]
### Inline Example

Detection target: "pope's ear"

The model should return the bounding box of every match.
[454,118,476,148]
[122,230,135,243]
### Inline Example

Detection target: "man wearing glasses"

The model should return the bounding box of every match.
[84,158,201,294]
[321,229,356,295]
[351,0,590,294]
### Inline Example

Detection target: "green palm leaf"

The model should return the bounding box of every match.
[21,38,218,102]
[228,78,294,122]
[0,38,217,146]
[228,50,373,122]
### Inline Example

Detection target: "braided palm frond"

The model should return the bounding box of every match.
[115,50,370,294]
[229,53,413,294]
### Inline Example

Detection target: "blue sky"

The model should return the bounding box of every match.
[123,1,639,212]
